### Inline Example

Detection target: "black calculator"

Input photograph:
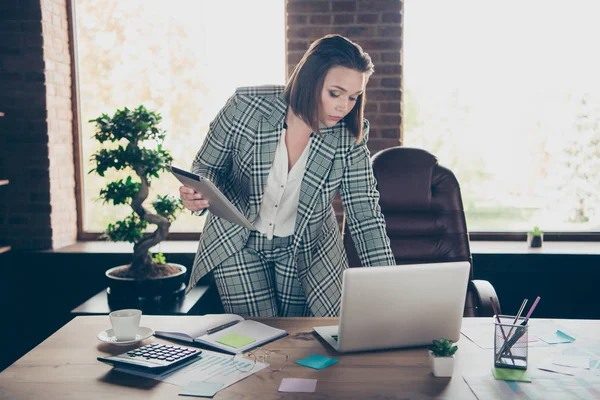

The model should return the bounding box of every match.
[97,343,202,372]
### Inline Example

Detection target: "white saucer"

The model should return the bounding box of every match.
[97,326,154,346]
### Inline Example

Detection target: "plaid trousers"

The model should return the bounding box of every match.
[211,231,311,318]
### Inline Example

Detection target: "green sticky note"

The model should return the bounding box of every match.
[179,381,224,397]
[215,333,255,349]
[492,368,532,382]
[295,354,339,370]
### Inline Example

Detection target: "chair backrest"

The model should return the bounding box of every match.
[343,147,473,280]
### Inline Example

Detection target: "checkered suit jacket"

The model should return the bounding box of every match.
[187,85,395,317]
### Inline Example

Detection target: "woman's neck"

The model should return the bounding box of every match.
[285,107,313,136]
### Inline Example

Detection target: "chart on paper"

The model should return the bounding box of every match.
[116,349,267,389]
[463,375,600,400]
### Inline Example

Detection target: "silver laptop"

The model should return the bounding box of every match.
[313,262,470,353]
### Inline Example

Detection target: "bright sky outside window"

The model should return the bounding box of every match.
[403,0,600,232]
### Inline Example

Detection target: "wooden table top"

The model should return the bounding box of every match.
[0,316,598,399]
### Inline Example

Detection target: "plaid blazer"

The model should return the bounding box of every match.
[187,85,395,317]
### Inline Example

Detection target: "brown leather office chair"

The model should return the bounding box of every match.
[342,147,500,317]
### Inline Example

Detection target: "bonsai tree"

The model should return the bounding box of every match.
[89,105,183,279]
[429,338,458,357]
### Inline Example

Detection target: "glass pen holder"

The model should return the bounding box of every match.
[494,315,528,370]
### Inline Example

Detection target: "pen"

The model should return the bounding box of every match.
[206,320,240,335]
[500,296,542,358]
[490,297,515,364]
[521,296,541,325]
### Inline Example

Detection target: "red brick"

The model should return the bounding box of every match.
[381,51,400,62]
[368,89,401,101]
[381,77,400,88]
[379,128,401,139]
[287,52,304,65]
[287,41,310,51]
[332,26,376,38]
[382,12,402,23]
[365,102,378,114]
[287,26,331,40]
[367,51,381,63]
[379,101,401,113]
[287,15,308,24]
[359,39,402,51]
[378,25,402,37]
[358,0,401,12]
[374,63,401,75]
[310,15,332,24]
[287,1,330,14]
[358,13,379,24]
[332,1,356,12]
[333,14,355,24]
[369,114,401,127]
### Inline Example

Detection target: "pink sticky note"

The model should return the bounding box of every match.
[278,378,318,393]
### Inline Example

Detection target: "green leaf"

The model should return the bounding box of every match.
[152,252,167,265]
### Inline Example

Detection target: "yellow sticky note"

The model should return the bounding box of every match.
[216,333,255,349]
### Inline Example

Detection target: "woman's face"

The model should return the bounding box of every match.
[319,66,366,127]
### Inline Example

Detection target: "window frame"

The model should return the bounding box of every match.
[68,0,599,242]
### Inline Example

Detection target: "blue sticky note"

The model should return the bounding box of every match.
[295,354,339,370]
[537,329,576,344]
[179,381,224,397]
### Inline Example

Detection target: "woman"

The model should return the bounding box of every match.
[180,34,395,317]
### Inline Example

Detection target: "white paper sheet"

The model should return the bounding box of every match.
[115,349,267,390]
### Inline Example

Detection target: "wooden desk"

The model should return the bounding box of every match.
[0,317,597,399]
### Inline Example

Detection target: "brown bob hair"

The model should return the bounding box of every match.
[283,34,374,142]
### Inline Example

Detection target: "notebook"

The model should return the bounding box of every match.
[154,314,287,355]
[313,262,470,353]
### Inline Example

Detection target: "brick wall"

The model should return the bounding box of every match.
[41,0,77,249]
[0,0,77,250]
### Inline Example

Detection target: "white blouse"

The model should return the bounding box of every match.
[254,127,311,239]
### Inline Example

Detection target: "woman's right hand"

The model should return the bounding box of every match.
[179,186,210,212]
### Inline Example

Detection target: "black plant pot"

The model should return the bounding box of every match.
[527,234,543,248]
[105,264,187,310]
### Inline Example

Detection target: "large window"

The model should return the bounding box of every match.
[404,1,600,233]
[74,0,285,233]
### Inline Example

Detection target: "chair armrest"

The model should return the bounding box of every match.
[469,279,500,317]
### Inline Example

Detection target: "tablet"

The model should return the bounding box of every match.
[169,165,256,231]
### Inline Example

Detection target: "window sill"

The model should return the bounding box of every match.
[50,240,600,256]
[470,241,600,255]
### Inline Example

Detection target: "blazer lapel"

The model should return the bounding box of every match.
[247,94,287,222]
[293,125,340,247]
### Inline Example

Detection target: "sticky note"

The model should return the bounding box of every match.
[492,367,532,382]
[278,378,318,393]
[295,354,338,370]
[179,381,224,397]
[536,330,576,344]
[216,333,255,349]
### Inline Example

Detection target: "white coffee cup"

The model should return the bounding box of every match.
[109,309,142,341]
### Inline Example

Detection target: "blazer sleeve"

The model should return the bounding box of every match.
[339,120,396,267]
[190,93,239,185]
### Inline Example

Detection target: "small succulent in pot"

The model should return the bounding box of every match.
[429,338,457,377]
[429,338,458,357]
[527,226,543,248]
